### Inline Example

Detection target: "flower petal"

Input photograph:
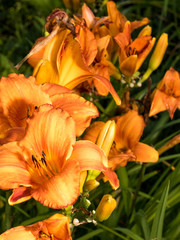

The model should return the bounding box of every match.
[0,127,25,145]
[51,93,99,136]
[115,110,145,149]
[0,214,72,240]
[70,140,108,170]
[41,83,71,97]
[43,214,72,240]
[8,187,32,205]
[149,90,169,117]
[0,225,36,240]
[120,55,138,76]
[27,36,46,67]
[0,73,51,128]
[83,121,105,143]
[133,142,159,163]
[33,59,58,84]
[103,168,119,190]
[20,105,76,174]
[76,26,97,66]
[57,35,92,87]
[0,142,31,190]
[31,159,80,209]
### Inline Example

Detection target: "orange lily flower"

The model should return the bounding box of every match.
[83,110,159,169]
[0,213,72,240]
[0,73,99,144]
[110,110,159,168]
[114,21,156,77]
[28,28,121,105]
[0,73,51,144]
[149,67,180,119]
[106,1,149,37]
[105,1,149,62]
[0,105,118,208]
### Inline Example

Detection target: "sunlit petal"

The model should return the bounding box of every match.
[0,142,31,190]
[70,140,109,170]
[31,159,80,209]
[103,168,119,190]
[133,142,159,163]
[20,105,76,173]
[115,110,145,149]
[9,187,32,205]
[0,74,51,128]
[120,55,138,77]
[51,93,99,136]
[0,213,72,240]
[83,121,105,143]
[76,26,97,66]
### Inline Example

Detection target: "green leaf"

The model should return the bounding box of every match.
[150,181,170,240]
[117,167,131,216]
[135,210,150,240]
[115,227,144,240]
[76,229,104,240]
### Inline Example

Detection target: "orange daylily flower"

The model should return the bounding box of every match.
[0,213,72,240]
[106,1,149,36]
[83,110,159,169]
[0,73,51,144]
[0,105,118,208]
[105,1,149,62]
[114,21,156,77]
[28,28,121,105]
[149,67,180,119]
[0,73,99,143]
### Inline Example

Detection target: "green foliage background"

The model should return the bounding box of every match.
[0,0,180,239]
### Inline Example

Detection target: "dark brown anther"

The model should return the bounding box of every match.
[41,151,47,166]
[32,155,40,168]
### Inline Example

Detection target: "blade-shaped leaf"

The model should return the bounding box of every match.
[150,181,170,240]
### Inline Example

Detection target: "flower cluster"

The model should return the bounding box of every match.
[0,1,179,239]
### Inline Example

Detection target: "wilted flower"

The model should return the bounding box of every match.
[149,67,180,119]
[0,213,72,240]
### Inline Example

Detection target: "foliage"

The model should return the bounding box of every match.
[0,0,180,239]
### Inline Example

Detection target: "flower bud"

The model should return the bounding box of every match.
[138,25,152,37]
[158,134,180,155]
[95,195,117,222]
[86,120,116,182]
[80,171,87,193]
[84,179,100,192]
[96,120,116,157]
[142,33,168,82]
